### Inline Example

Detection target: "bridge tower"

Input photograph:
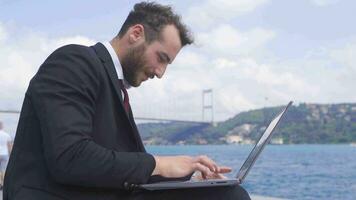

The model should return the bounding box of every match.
[202,89,214,123]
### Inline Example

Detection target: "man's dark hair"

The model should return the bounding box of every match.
[118,2,194,46]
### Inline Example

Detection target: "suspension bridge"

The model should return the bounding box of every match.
[0,89,216,134]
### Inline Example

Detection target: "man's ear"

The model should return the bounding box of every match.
[128,24,145,44]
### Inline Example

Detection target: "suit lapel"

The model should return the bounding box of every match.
[91,42,145,151]
[92,43,124,103]
[127,107,146,152]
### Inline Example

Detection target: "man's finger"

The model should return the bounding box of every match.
[195,155,218,173]
[194,163,212,179]
[217,166,232,173]
[216,173,228,179]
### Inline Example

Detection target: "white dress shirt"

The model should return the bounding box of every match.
[102,41,131,89]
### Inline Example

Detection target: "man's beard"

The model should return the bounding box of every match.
[121,43,147,87]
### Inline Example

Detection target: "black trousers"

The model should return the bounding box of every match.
[131,185,251,200]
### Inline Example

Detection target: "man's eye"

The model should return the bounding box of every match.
[158,55,165,63]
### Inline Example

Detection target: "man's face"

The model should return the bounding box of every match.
[121,25,182,87]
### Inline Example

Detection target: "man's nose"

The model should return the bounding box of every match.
[154,64,167,79]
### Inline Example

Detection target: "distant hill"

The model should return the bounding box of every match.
[137,103,356,145]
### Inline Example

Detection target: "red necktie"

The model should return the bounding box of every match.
[118,80,130,114]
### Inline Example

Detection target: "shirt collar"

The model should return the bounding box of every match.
[102,41,131,89]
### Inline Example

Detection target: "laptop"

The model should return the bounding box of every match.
[139,101,293,190]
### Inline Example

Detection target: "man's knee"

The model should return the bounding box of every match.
[132,185,251,200]
[227,185,251,200]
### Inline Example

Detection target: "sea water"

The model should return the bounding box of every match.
[146,144,356,200]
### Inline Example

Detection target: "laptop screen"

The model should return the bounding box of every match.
[236,101,292,182]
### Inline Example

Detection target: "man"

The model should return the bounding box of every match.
[0,121,12,189]
[4,2,250,200]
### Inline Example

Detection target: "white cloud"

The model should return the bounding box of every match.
[0,22,7,43]
[328,40,356,100]
[267,40,356,104]
[217,87,256,112]
[1,0,356,126]
[330,41,356,72]
[1,0,355,137]
[310,0,339,7]
[209,57,321,106]
[213,58,238,70]
[197,24,276,57]
[173,50,208,71]
[185,0,270,29]
[242,63,319,95]
[0,22,96,110]
[0,22,96,134]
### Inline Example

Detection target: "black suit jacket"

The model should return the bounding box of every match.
[3,43,157,200]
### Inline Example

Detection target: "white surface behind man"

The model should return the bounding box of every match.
[0,121,12,188]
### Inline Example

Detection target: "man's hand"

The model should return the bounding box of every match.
[151,155,231,179]
[191,167,231,180]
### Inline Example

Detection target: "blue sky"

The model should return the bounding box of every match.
[1,0,356,133]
